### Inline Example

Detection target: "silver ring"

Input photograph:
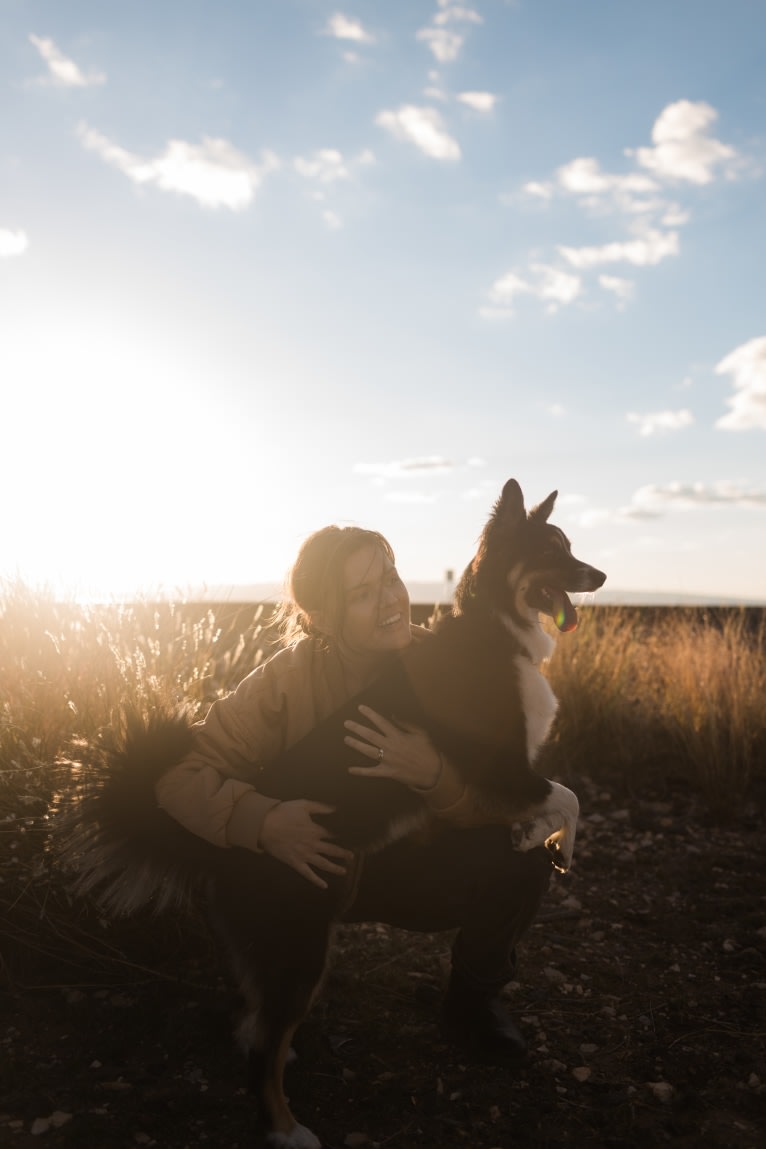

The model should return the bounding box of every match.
[378,746,385,761]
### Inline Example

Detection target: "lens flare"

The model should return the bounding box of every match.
[555,604,577,632]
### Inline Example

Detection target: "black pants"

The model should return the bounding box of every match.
[343,826,553,992]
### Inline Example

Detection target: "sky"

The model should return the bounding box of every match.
[2,0,765,604]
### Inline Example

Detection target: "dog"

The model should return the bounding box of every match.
[59,478,605,1148]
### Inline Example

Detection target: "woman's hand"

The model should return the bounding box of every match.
[258,800,355,890]
[344,705,443,791]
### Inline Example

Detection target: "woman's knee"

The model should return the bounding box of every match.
[456,827,553,893]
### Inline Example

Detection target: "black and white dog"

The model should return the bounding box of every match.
[60,479,605,1148]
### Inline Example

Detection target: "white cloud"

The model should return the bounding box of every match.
[522,181,554,201]
[434,2,483,25]
[631,100,739,185]
[293,148,374,228]
[423,84,450,103]
[29,33,105,87]
[294,148,350,184]
[626,409,695,437]
[598,274,635,306]
[417,27,465,62]
[294,147,374,184]
[556,156,658,199]
[503,100,745,317]
[417,2,482,62]
[625,480,766,515]
[77,123,277,210]
[715,336,766,431]
[559,227,680,268]
[376,105,460,160]
[484,262,582,316]
[355,456,454,479]
[323,13,375,44]
[0,229,28,257]
[457,91,496,113]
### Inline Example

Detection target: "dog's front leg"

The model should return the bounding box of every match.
[511,781,580,871]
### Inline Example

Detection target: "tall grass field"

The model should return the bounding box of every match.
[1,578,764,980]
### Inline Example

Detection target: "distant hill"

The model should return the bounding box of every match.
[157,582,764,609]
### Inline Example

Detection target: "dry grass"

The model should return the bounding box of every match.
[2,583,763,829]
[1,582,763,985]
[543,605,766,812]
[0,578,273,812]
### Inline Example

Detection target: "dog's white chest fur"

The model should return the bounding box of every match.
[515,653,558,762]
[503,614,558,762]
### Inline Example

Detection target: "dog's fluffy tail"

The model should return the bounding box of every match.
[55,707,215,918]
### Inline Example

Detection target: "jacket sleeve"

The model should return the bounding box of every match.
[155,651,296,852]
[416,755,494,827]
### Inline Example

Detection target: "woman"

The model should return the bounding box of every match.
[156,524,553,1058]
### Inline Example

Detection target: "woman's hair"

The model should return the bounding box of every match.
[276,525,395,648]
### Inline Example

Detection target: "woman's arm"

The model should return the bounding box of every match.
[156,644,355,882]
[343,705,495,827]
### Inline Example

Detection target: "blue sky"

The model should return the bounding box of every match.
[2,0,765,602]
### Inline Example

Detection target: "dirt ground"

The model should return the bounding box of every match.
[1,779,764,1149]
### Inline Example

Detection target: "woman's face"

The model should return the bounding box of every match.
[338,544,411,656]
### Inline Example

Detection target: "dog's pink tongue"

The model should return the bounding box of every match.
[550,589,578,632]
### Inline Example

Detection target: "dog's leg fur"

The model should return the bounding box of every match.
[512,780,580,870]
[207,851,342,1147]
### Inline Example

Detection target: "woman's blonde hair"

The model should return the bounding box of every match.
[276,525,395,648]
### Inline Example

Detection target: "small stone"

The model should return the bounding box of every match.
[544,966,566,985]
[572,1067,592,1082]
[646,1081,674,1102]
[344,1134,369,1148]
[30,1118,50,1135]
[543,1059,567,1074]
[49,1111,72,1128]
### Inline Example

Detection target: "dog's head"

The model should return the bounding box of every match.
[455,478,606,632]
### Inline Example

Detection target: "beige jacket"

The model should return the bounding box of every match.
[155,627,481,853]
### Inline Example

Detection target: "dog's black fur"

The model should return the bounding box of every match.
[58,478,605,1148]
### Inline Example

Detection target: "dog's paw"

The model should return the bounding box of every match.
[512,782,579,871]
[267,1122,322,1149]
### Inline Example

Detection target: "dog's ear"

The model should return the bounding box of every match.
[468,479,526,580]
[529,490,558,523]
[496,478,526,527]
